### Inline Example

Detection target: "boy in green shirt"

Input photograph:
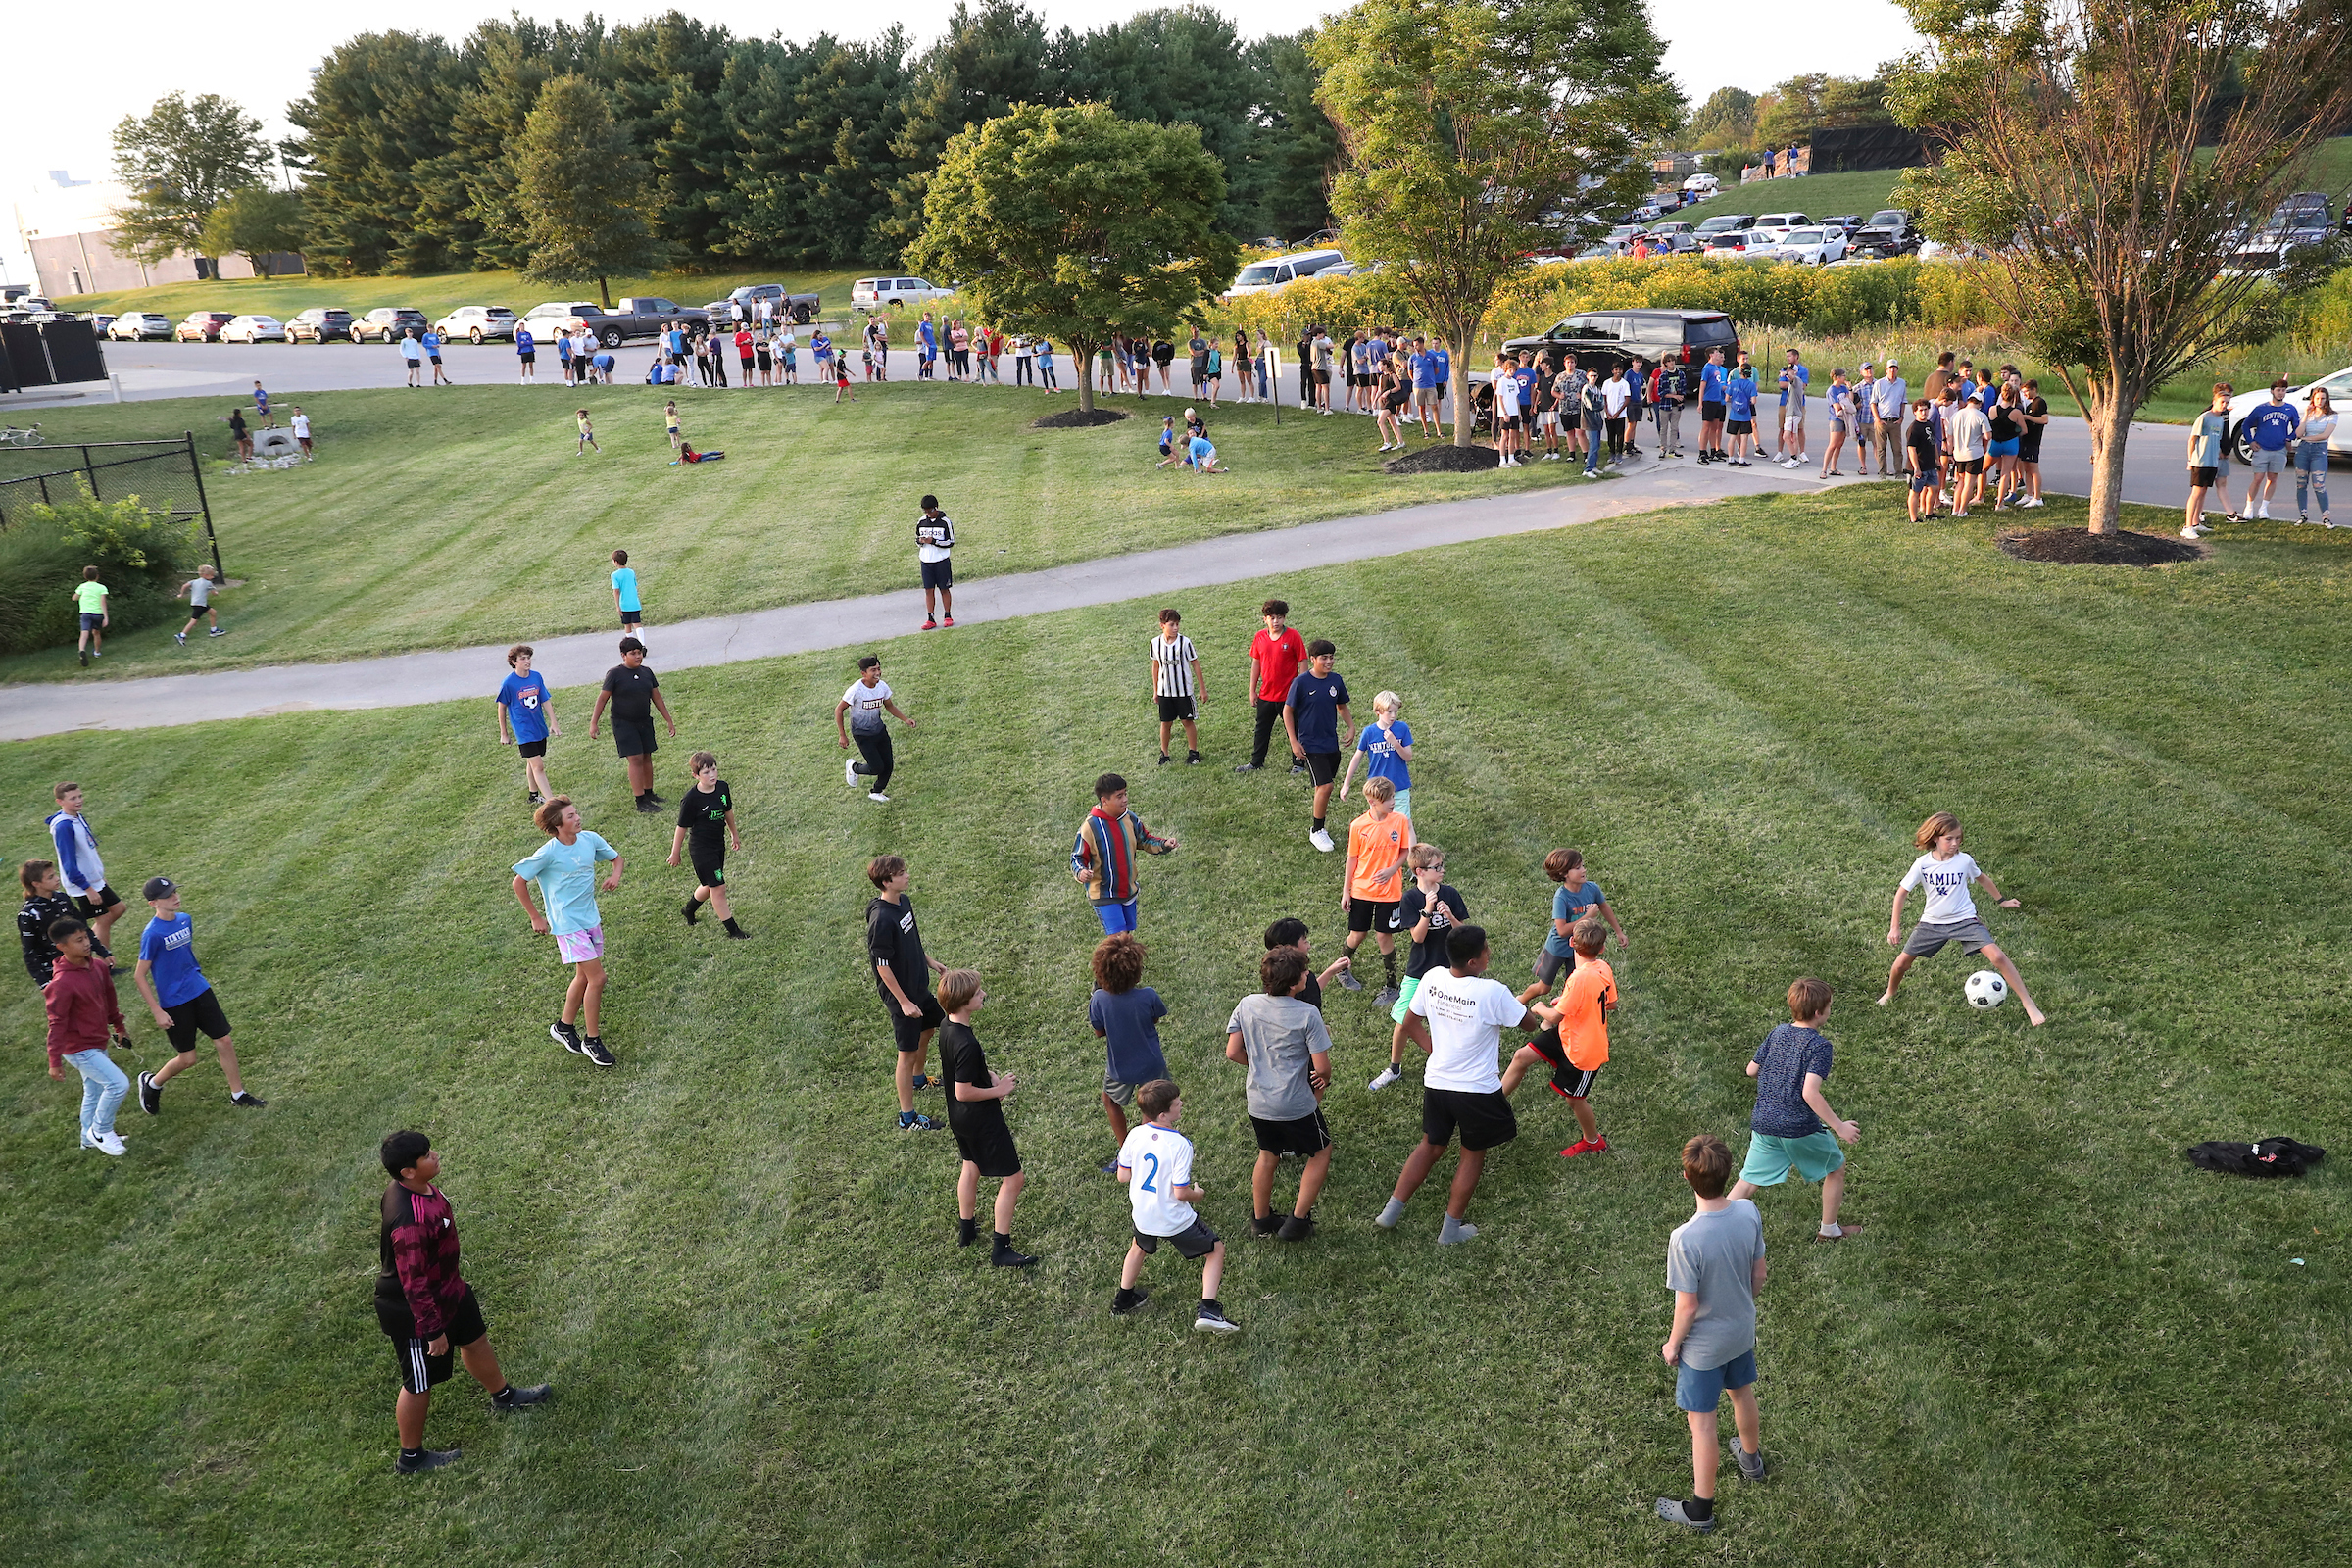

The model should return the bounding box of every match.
[74,568,108,667]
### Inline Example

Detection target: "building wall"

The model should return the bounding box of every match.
[32,230,304,299]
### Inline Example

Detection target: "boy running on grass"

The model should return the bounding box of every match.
[174,564,224,643]
[867,855,949,1131]
[1520,848,1625,999]
[1071,773,1178,935]
[495,644,560,805]
[1501,916,1613,1156]
[838,658,915,803]
[1150,609,1203,764]
[1377,925,1556,1245]
[1337,777,1412,1004]
[133,876,265,1115]
[1655,1133,1769,1534]
[1285,640,1354,852]
[668,751,746,939]
[375,1131,552,1475]
[1089,933,1168,1154]
[1237,601,1307,774]
[1338,690,1414,820]
[1370,844,1466,1092]
[1732,977,1861,1241]
[511,796,622,1069]
[1226,946,1334,1242]
[1879,810,2045,1025]
[938,968,1037,1267]
[1112,1078,1239,1332]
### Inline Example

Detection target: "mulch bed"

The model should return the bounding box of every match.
[1996,527,2207,567]
[1384,443,1500,474]
[1031,406,1131,430]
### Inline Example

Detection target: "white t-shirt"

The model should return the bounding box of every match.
[1494,375,1521,416]
[1603,376,1630,416]
[1900,851,1982,925]
[842,678,894,731]
[290,414,310,438]
[1119,1121,1198,1235]
[1409,968,1527,1094]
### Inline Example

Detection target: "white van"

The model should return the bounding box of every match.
[851,276,956,307]
[1225,248,1348,297]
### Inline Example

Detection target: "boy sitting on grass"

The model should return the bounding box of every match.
[1225,946,1334,1242]
[1731,977,1861,1241]
[1089,933,1168,1157]
[1656,1133,1768,1534]
[1113,1078,1239,1332]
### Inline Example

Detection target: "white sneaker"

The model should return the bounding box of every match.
[1368,1065,1401,1091]
[83,1128,127,1156]
[1309,828,1336,853]
[845,758,859,787]
[2180,524,2202,539]
[867,790,891,803]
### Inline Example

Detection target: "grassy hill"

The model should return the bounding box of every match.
[3,491,2347,1564]
[54,265,877,323]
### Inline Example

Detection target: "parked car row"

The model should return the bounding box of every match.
[89,286,825,348]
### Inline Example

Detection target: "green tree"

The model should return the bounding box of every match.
[1315,0,1677,445]
[884,1,1065,254]
[285,31,470,275]
[1687,85,1757,149]
[108,93,272,264]
[906,102,1238,413]
[1890,0,2352,535]
[198,188,306,277]
[1231,30,1339,242]
[514,75,666,308]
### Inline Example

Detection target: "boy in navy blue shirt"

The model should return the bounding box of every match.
[133,877,264,1115]
[1729,978,1860,1241]
[1724,365,1760,466]
[1088,932,1169,1153]
[1283,640,1353,853]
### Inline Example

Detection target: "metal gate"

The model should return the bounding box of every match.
[0,434,222,576]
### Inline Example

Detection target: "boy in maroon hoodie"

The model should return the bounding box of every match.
[42,918,131,1155]
[376,1130,553,1473]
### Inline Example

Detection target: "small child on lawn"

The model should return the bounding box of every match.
[1112,1078,1239,1333]
[1502,915,1613,1157]
[1226,946,1334,1241]
[1731,977,1861,1241]
[1521,848,1626,1001]
[133,876,266,1115]
[1089,933,1168,1157]
[575,410,599,456]
[1655,1133,1769,1534]
[938,968,1036,1267]
[664,401,682,457]
[174,564,225,643]
[1156,415,1181,467]
[1071,772,1178,935]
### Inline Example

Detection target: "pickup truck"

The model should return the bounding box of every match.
[529,297,710,348]
[719,284,821,324]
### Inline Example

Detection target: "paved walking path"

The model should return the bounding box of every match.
[4,457,1805,741]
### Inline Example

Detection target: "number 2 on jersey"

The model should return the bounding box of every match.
[1140,1152,1160,1192]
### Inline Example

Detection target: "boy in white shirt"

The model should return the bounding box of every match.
[1376,924,1558,1244]
[1492,356,1524,466]
[1112,1079,1238,1332]
[1877,810,2045,1024]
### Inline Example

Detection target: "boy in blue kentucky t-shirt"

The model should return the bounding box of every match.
[134,876,264,1116]
[496,644,561,804]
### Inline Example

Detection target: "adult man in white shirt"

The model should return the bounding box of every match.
[1376,924,1557,1244]
[1871,360,1908,477]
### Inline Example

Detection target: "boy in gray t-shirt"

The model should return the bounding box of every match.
[1224,947,1333,1242]
[1657,1133,1769,1534]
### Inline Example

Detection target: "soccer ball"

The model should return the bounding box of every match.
[1964,970,2009,1009]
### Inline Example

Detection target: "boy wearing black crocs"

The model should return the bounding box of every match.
[938,968,1035,1266]
[1224,946,1333,1242]
[376,1131,551,1474]
[1656,1133,1768,1532]
[867,855,949,1130]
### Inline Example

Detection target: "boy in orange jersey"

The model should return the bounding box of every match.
[1501,915,1616,1155]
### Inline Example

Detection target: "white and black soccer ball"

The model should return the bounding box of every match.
[1964,970,2009,1009]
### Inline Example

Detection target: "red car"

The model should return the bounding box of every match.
[174,311,236,343]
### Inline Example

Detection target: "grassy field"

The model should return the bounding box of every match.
[0,382,1568,684]
[54,266,879,323]
[3,490,2348,1565]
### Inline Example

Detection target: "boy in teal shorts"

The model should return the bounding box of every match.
[1730,977,1860,1241]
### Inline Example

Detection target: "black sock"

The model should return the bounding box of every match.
[1201,1297,1222,1313]
[683,898,701,923]
[1312,815,1326,832]
[492,1385,517,1406]
[992,1231,1012,1250]
[1685,1495,1713,1522]
[957,1217,978,1245]
[722,917,742,934]
[401,1446,423,1460]
[1383,950,1398,985]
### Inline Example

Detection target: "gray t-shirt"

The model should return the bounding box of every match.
[1225,993,1331,1121]
[1667,1200,1767,1370]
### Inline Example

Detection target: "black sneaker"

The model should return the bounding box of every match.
[527,791,543,805]
[1158,753,1172,766]
[898,1112,941,1131]
[1232,762,1260,773]
[1186,750,1200,764]
[493,1382,554,1410]
[579,1037,616,1068]
[682,899,701,925]
[723,924,751,940]
[229,1091,268,1108]
[1110,1287,1151,1315]
[1277,1214,1317,1243]
[551,1020,582,1054]
[991,1243,1039,1268]
[397,1446,462,1474]
[1250,1211,1282,1237]
[645,791,666,804]
[1193,1303,1241,1334]
[635,796,662,812]
[138,1072,160,1115]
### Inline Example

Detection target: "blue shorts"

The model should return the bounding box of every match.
[1989,438,2020,458]
[1094,899,1139,935]
[1740,1129,1846,1185]
[1676,1348,1758,1412]
[79,612,105,631]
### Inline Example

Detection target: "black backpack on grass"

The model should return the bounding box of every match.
[2186,1137,2327,1178]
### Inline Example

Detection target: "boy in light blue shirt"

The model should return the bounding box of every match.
[511,797,622,1068]
[611,549,645,636]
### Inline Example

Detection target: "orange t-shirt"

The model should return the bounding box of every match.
[1560,957,1616,1070]
[1346,810,1414,902]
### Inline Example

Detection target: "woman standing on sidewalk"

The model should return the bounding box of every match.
[2295,386,2335,526]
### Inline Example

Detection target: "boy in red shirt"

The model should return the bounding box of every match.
[42,917,132,1155]
[1501,916,1616,1154]
[1236,599,1307,773]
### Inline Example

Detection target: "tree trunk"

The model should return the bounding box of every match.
[2084,394,2132,537]
[1449,324,1473,447]
[598,277,612,310]
[1074,338,1097,413]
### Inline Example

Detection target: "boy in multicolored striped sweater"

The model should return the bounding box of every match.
[1071,773,1179,935]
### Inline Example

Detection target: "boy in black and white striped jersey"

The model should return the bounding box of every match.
[1150,608,1204,765]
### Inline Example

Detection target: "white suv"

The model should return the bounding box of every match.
[437,305,517,343]
[850,276,955,308]
[1750,212,1813,248]
[109,312,174,341]
[1772,227,1847,266]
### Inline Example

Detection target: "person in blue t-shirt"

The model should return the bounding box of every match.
[1698,348,1731,463]
[1187,433,1224,474]
[1340,690,1416,819]
[1089,932,1169,1150]
[1521,848,1628,996]
[1284,640,1355,852]
[1430,344,1453,433]
[512,797,624,1068]
[496,643,562,804]
[514,324,536,384]
[133,876,264,1116]
[917,315,938,379]
[2241,379,2303,520]
[1724,366,1760,466]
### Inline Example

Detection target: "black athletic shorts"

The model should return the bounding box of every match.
[1156,695,1196,723]
[920,559,954,590]
[1251,1108,1331,1157]
[889,990,945,1052]
[690,854,725,889]
[1305,751,1342,787]
[619,610,642,625]
[1134,1218,1220,1259]
[1956,457,1985,475]
[382,1285,489,1393]
[612,717,657,759]
[950,1103,1021,1178]
[1521,1025,1599,1097]
[1348,898,1399,935]
[1727,418,1754,435]
[517,738,548,759]
[2190,466,2219,488]
[1701,401,1726,422]
[1422,1086,1518,1152]
[519,352,536,365]
[164,987,231,1052]
[73,885,122,917]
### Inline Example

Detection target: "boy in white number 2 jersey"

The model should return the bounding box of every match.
[1112,1077,1238,1333]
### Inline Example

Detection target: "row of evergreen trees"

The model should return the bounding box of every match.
[286,2,1339,277]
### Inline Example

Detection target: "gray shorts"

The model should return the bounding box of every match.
[2246,446,2288,473]
[1103,1073,1142,1107]
[1903,918,1993,958]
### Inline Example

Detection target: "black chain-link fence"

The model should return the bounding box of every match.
[0,435,221,575]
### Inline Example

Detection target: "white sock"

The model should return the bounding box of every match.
[1376,1197,1407,1228]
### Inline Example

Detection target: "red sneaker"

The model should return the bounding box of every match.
[1560,1137,1609,1158]
[942,615,955,626]
[921,618,938,630]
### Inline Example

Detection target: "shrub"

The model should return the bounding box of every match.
[0,482,199,656]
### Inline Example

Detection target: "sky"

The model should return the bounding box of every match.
[0,0,1923,288]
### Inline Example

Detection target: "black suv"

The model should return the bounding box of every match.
[1500,309,1740,377]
